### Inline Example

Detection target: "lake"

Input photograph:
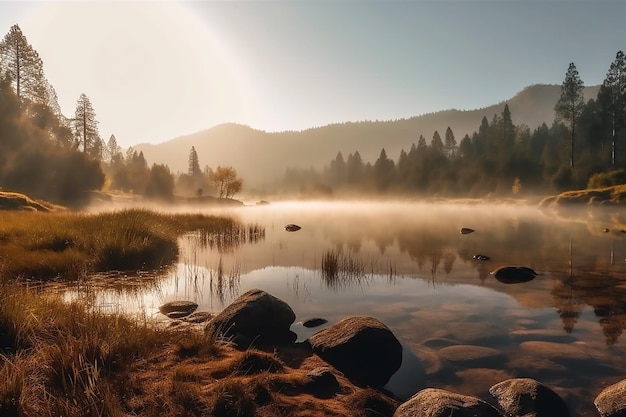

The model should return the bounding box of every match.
[67,201,626,416]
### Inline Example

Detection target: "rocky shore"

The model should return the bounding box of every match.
[163,289,626,416]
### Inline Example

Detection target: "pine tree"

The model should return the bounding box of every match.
[555,63,585,168]
[74,93,100,156]
[602,51,626,167]
[188,146,201,177]
[444,126,457,158]
[431,131,444,154]
[106,134,122,163]
[0,24,49,104]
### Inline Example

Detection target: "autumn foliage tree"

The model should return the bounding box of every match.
[210,166,243,198]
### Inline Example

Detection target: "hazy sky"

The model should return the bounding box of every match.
[1,1,625,148]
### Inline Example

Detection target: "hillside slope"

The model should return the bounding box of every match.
[135,84,600,188]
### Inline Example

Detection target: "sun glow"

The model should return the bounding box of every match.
[19,2,252,146]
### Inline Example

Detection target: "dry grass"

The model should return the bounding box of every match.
[0,209,258,281]
[0,284,398,417]
[0,191,60,212]
[539,184,626,207]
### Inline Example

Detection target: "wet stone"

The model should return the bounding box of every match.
[510,329,577,343]
[182,311,213,323]
[507,356,569,379]
[437,345,506,368]
[166,311,192,319]
[519,341,592,365]
[302,318,328,328]
[420,337,459,349]
[159,300,198,315]
[445,322,510,345]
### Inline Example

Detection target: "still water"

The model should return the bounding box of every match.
[70,202,626,416]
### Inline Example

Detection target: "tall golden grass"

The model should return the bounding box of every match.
[0,209,255,281]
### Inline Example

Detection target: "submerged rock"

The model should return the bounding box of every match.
[491,266,537,283]
[308,316,402,387]
[159,300,198,316]
[460,227,475,235]
[284,224,302,232]
[302,318,328,328]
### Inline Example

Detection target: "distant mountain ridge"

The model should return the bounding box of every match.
[134,84,600,188]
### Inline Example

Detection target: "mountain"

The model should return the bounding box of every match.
[134,84,600,188]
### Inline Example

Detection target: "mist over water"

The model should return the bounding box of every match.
[68,201,626,415]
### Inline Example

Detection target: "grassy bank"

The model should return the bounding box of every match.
[0,209,258,281]
[539,184,626,207]
[0,285,396,417]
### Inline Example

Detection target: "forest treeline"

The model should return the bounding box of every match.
[0,24,242,205]
[280,55,626,198]
[1,23,625,203]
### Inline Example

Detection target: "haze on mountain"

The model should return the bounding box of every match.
[135,84,600,188]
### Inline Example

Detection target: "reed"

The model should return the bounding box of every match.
[320,249,368,290]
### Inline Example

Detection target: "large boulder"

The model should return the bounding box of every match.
[307,316,402,387]
[394,388,502,417]
[489,378,569,417]
[595,378,626,417]
[204,289,296,347]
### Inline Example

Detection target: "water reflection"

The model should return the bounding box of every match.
[61,202,626,416]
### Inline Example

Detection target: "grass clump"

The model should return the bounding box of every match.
[0,209,261,281]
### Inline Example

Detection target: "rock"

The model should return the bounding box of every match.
[302,318,328,328]
[460,227,475,235]
[305,367,340,397]
[182,311,213,323]
[491,266,537,283]
[166,311,192,319]
[437,345,506,368]
[490,378,570,417]
[519,341,592,365]
[159,300,198,315]
[420,337,459,349]
[509,329,576,343]
[393,388,502,417]
[284,224,301,232]
[308,316,402,387]
[205,289,296,347]
[594,378,626,417]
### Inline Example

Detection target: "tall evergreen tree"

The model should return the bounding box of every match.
[431,131,444,154]
[602,51,626,167]
[0,24,50,104]
[188,146,201,177]
[74,93,100,155]
[555,63,585,168]
[106,134,122,163]
[417,134,427,150]
[502,103,515,146]
[444,126,457,158]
